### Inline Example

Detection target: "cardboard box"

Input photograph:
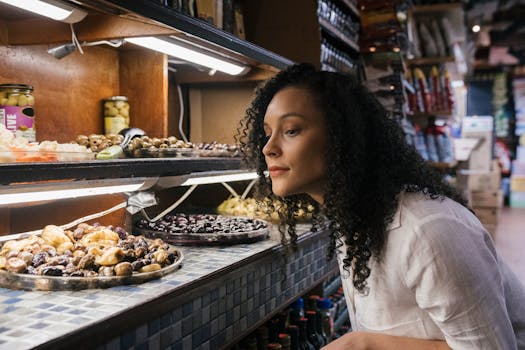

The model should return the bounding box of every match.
[483,223,497,240]
[461,116,494,171]
[469,190,504,208]
[456,168,501,191]
[473,207,500,225]
[511,176,525,192]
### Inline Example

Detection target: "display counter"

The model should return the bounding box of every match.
[0,225,338,350]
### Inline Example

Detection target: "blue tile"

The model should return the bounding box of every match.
[161,312,172,328]
[172,307,182,322]
[172,341,183,350]
[201,323,211,341]
[35,302,54,309]
[148,318,160,336]
[192,327,202,346]
[0,327,10,333]
[2,306,18,313]
[67,309,86,315]
[160,328,174,349]
[29,322,49,330]
[182,315,192,337]
[2,298,22,304]
[182,302,193,317]
[120,329,135,349]
[233,291,241,305]
[134,341,149,350]
[50,306,68,312]
[210,302,218,320]
[192,298,201,311]
[202,293,210,307]
[192,311,202,328]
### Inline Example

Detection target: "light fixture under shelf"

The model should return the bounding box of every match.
[156,170,259,189]
[0,178,155,206]
[124,36,250,76]
[0,0,87,23]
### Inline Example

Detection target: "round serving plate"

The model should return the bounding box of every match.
[134,218,270,246]
[0,250,184,291]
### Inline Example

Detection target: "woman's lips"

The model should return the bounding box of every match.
[268,166,289,177]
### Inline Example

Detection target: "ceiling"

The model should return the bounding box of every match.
[465,0,525,67]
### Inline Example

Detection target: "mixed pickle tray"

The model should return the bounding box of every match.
[134,214,270,246]
[0,223,183,291]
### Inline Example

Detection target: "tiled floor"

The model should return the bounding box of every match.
[494,207,525,286]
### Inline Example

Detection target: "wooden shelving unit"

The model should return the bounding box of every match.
[319,17,360,53]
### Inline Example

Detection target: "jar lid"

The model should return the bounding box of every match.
[0,84,33,90]
[105,95,128,101]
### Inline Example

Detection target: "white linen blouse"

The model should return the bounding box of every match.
[337,192,525,349]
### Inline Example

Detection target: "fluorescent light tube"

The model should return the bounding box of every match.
[180,172,258,186]
[125,36,249,76]
[0,183,144,205]
[0,0,87,23]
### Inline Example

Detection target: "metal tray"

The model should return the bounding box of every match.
[0,250,184,291]
[134,226,269,246]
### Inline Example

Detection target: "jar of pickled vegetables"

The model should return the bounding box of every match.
[103,96,130,135]
[0,84,36,142]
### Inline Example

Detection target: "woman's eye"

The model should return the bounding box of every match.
[285,128,300,136]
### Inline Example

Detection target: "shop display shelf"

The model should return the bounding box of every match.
[101,0,294,70]
[318,17,360,53]
[0,157,243,185]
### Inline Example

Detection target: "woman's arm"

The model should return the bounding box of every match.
[322,331,451,350]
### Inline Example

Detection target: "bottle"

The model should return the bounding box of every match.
[286,325,300,350]
[278,334,291,350]
[298,318,315,350]
[0,84,36,142]
[241,335,258,350]
[317,297,334,341]
[266,344,282,350]
[288,298,305,326]
[306,311,323,349]
[306,295,320,312]
[257,326,269,350]
[268,318,281,343]
[103,96,129,135]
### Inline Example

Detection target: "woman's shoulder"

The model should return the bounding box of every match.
[389,191,485,246]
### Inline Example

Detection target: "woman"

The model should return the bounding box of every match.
[238,63,525,349]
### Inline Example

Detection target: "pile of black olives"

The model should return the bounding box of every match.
[136,214,267,235]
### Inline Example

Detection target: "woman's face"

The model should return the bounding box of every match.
[262,86,328,203]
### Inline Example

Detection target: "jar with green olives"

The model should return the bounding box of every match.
[103,96,130,135]
[0,84,36,142]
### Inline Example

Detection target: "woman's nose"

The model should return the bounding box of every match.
[262,136,280,157]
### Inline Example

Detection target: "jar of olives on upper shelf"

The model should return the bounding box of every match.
[103,96,130,135]
[0,84,36,142]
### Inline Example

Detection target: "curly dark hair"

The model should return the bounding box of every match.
[236,63,467,293]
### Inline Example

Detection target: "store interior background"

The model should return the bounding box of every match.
[1,0,525,283]
[1,0,525,347]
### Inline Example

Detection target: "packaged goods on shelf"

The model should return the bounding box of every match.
[0,84,36,142]
[103,96,130,135]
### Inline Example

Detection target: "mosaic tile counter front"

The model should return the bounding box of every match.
[0,226,338,350]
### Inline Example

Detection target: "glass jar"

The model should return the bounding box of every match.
[103,96,130,135]
[0,84,36,142]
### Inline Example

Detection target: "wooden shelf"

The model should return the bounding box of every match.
[341,0,360,18]
[428,160,458,170]
[100,0,294,70]
[0,158,243,185]
[410,110,453,118]
[407,57,455,65]
[319,17,360,53]
[411,2,463,14]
